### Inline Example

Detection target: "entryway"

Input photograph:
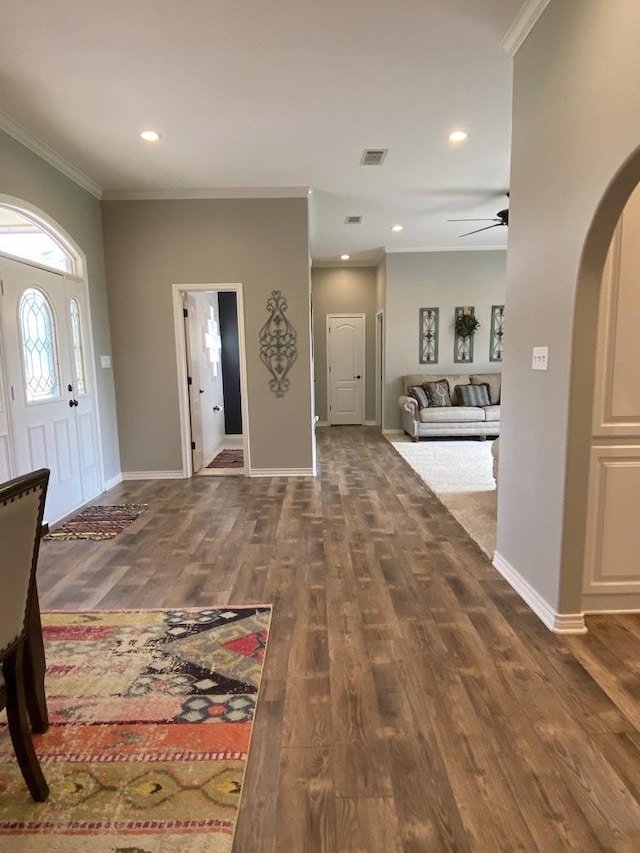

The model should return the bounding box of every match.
[173,283,250,477]
[0,200,102,522]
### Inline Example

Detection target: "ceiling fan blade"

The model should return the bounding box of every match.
[459,223,503,237]
[447,217,501,223]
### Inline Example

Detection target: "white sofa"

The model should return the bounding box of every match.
[398,372,501,440]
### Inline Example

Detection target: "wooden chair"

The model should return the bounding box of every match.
[0,468,50,801]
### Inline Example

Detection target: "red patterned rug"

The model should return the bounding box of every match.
[44,504,147,540]
[206,450,244,469]
[0,606,271,852]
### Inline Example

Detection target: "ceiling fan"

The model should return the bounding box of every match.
[447,193,510,236]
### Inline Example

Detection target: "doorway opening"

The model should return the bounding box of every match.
[172,283,250,478]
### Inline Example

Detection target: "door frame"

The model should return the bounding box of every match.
[326,313,366,426]
[375,310,384,427]
[172,282,250,477]
[0,194,106,507]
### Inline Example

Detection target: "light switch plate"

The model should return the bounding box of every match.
[532,346,548,370]
[100,355,112,368]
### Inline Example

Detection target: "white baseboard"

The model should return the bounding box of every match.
[583,591,640,614]
[103,473,123,491]
[493,551,587,634]
[315,421,329,428]
[382,428,403,435]
[249,467,317,478]
[122,470,184,480]
[364,420,378,426]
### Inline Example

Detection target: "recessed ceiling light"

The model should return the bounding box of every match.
[140,129,162,142]
[449,130,468,143]
[391,224,404,232]
[341,254,350,261]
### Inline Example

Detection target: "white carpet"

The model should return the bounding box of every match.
[387,436,497,558]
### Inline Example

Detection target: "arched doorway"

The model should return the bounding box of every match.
[562,146,640,616]
[0,196,103,521]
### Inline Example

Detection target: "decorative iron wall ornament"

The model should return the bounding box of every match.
[489,304,504,362]
[419,307,439,364]
[259,290,298,397]
[454,306,476,363]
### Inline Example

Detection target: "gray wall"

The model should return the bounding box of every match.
[499,0,640,614]
[102,197,313,473]
[384,250,506,429]
[0,129,121,482]
[311,266,377,423]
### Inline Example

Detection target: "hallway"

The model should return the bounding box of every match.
[38,426,640,851]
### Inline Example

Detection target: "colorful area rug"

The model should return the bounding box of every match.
[44,504,147,541]
[206,450,244,469]
[0,606,271,852]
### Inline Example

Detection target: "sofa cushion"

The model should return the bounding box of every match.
[470,373,501,405]
[456,383,490,407]
[407,385,429,409]
[402,374,471,396]
[483,405,501,423]
[419,406,483,423]
[423,379,451,407]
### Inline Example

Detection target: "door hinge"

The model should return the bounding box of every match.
[0,279,4,296]
[10,384,15,401]
[187,376,193,385]
[183,308,188,318]
[191,441,196,450]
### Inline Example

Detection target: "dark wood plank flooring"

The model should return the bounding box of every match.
[37,426,640,852]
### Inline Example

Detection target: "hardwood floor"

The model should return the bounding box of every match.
[37,426,640,851]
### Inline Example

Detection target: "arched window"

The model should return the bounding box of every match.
[19,288,61,402]
[69,297,86,394]
[0,206,76,273]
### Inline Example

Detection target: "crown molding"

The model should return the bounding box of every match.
[102,186,310,201]
[502,0,551,56]
[385,245,507,254]
[0,111,102,198]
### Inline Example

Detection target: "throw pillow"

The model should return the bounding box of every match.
[456,383,491,407]
[407,385,429,409]
[423,379,451,407]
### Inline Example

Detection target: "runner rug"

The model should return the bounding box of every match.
[0,606,272,853]
[44,504,148,541]
[206,450,244,469]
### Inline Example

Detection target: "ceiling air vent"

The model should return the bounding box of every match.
[345,215,362,224]
[361,148,388,166]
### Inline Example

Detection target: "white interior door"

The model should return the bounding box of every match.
[0,256,101,521]
[184,293,204,473]
[327,314,365,425]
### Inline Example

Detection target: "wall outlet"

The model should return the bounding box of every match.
[100,355,112,368]
[531,346,548,370]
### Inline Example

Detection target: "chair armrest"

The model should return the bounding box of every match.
[399,395,418,414]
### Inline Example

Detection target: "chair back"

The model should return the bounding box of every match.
[0,469,50,659]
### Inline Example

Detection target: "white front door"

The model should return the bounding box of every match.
[327,314,365,425]
[0,256,99,521]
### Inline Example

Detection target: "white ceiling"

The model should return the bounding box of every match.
[0,1,528,264]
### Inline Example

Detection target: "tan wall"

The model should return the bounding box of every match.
[499,0,640,614]
[0,129,121,482]
[311,266,377,422]
[384,250,506,430]
[101,197,313,473]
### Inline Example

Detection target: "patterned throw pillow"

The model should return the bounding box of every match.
[407,385,429,409]
[423,380,451,407]
[456,383,491,407]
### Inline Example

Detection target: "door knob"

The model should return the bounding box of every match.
[353,375,361,379]
[199,388,205,394]
[213,405,221,412]
[68,399,78,407]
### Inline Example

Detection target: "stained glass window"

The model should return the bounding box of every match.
[69,298,86,394]
[19,288,60,402]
